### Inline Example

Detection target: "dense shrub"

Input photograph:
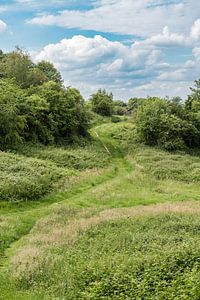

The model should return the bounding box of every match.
[0,151,73,201]
[111,115,121,123]
[0,49,90,149]
[0,80,26,149]
[90,89,114,116]
[135,97,200,150]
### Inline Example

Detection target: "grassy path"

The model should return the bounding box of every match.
[0,123,132,271]
[1,122,200,299]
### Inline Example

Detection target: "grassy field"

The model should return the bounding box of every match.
[1,121,200,299]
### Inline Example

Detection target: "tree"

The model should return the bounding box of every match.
[36,82,89,143]
[0,48,46,88]
[90,89,114,116]
[0,79,26,149]
[127,97,146,114]
[185,79,200,111]
[113,100,127,115]
[135,97,199,150]
[37,61,63,85]
[21,94,54,144]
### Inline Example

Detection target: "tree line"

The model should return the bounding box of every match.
[0,47,200,151]
[0,48,90,149]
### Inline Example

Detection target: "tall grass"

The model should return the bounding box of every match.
[8,205,200,299]
[1,121,200,299]
[0,151,75,202]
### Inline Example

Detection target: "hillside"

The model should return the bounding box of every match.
[1,121,200,299]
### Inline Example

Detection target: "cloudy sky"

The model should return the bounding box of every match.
[0,0,200,100]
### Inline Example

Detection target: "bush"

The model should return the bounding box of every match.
[90,89,114,116]
[135,97,200,151]
[14,143,111,170]
[111,115,121,123]
[0,151,73,201]
[0,80,26,150]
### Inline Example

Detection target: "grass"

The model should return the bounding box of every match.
[0,150,75,202]
[0,137,111,204]
[5,203,200,299]
[14,141,111,170]
[1,121,200,299]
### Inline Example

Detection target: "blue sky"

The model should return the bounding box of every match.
[0,0,200,100]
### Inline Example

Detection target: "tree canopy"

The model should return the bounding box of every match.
[0,49,89,150]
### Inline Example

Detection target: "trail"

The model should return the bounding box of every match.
[1,123,200,299]
[0,122,136,299]
[0,124,131,266]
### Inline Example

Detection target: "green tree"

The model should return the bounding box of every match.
[185,79,200,111]
[37,61,63,85]
[127,97,146,114]
[135,97,199,150]
[0,48,46,88]
[113,100,127,115]
[21,94,54,144]
[0,79,26,149]
[90,89,114,116]
[37,82,89,143]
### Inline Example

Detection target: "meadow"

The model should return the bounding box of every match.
[1,121,200,299]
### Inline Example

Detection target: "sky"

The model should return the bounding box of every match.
[0,0,200,100]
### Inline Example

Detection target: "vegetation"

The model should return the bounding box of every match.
[2,47,200,299]
[90,89,114,116]
[135,94,200,150]
[0,48,89,149]
[1,121,200,299]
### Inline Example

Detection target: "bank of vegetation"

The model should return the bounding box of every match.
[1,48,200,299]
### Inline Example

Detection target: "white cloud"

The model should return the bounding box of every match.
[0,6,7,13]
[191,19,200,41]
[134,26,187,48]
[32,33,197,100]
[28,0,200,38]
[27,1,200,99]
[192,47,200,63]
[0,20,7,33]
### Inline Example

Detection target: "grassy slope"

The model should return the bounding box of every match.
[1,121,200,299]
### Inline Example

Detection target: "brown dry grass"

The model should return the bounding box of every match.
[10,200,200,280]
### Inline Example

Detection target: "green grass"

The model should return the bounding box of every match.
[14,142,111,170]
[0,137,111,204]
[1,121,200,299]
[4,206,200,299]
[0,150,75,202]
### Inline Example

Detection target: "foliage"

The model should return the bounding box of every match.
[0,79,26,149]
[127,97,146,114]
[37,82,89,143]
[9,210,200,300]
[0,150,73,202]
[2,122,200,299]
[37,60,63,85]
[90,89,114,116]
[111,115,121,123]
[0,49,90,148]
[15,142,111,170]
[113,100,127,115]
[0,48,46,88]
[135,97,200,150]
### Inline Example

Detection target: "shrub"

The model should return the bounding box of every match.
[135,97,200,150]
[111,115,121,123]
[0,151,73,201]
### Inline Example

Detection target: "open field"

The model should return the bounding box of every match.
[1,121,200,299]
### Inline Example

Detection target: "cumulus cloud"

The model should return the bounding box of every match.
[26,0,200,99]
[190,19,200,41]
[134,26,187,48]
[32,33,197,99]
[0,20,7,33]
